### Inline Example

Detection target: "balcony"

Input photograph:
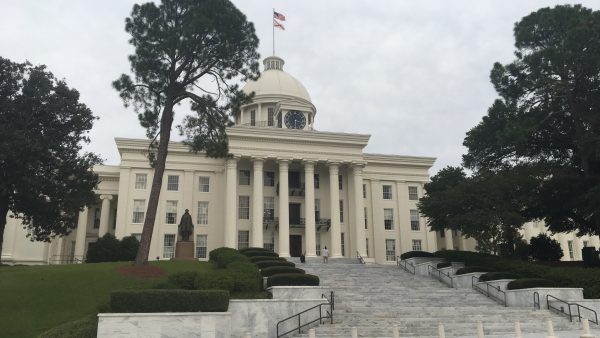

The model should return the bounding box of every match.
[276,183,305,196]
[263,217,331,231]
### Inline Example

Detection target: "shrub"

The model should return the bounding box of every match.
[507,278,556,290]
[194,271,235,291]
[239,247,271,253]
[400,251,433,260]
[39,314,97,338]
[248,256,286,263]
[119,235,140,261]
[255,260,295,269]
[530,234,563,261]
[437,262,451,269]
[209,247,249,268]
[225,262,262,292]
[242,250,279,258]
[582,247,600,268]
[260,266,305,277]
[479,272,520,282]
[455,266,492,275]
[85,234,140,263]
[110,290,229,312]
[267,273,320,287]
[167,271,198,290]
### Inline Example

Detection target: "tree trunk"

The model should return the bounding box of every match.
[134,100,175,266]
[0,200,8,265]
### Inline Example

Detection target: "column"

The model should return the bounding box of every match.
[98,195,113,237]
[304,161,316,257]
[114,167,131,239]
[353,165,366,257]
[557,234,569,261]
[252,158,264,247]
[458,231,467,251]
[574,237,584,261]
[329,163,342,258]
[74,207,88,260]
[278,160,290,258]
[444,229,453,250]
[591,235,600,250]
[224,158,237,248]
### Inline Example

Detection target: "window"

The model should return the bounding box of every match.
[113,209,117,229]
[132,233,141,242]
[199,176,210,192]
[364,207,368,229]
[410,210,420,231]
[338,175,343,190]
[250,110,256,126]
[264,171,275,186]
[197,202,209,225]
[263,197,274,221]
[93,208,100,229]
[339,200,344,223]
[132,200,145,223]
[341,233,345,257]
[316,232,321,256]
[315,199,320,221]
[363,184,367,198]
[408,186,419,200]
[385,239,396,261]
[264,232,275,252]
[583,241,589,248]
[277,112,282,128]
[412,239,422,251]
[167,175,179,191]
[366,238,369,257]
[239,196,250,219]
[238,231,249,249]
[383,185,392,199]
[163,234,175,258]
[166,200,178,224]
[314,174,320,189]
[196,235,207,259]
[568,240,574,260]
[239,170,251,185]
[289,171,301,188]
[267,107,274,126]
[384,208,394,230]
[135,174,147,189]
[440,230,445,238]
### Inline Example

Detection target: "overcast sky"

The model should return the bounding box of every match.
[2,1,598,174]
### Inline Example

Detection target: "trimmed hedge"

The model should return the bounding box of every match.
[167,271,198,290]
[260,266,305,277]
[267,273,320,287]
[400,251,433,260]
[455,266,492,275]
[110,290,229,312]
[437,262,452,269]
[242,250,279,258]
[249,256,286,263]
[39,314,97,338]
[239,247,271,253]
[479,272,520,282]
[209,247,249,268]
[507,278,556,290]
[255,260,295,269]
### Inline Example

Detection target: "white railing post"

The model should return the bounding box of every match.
[477,321,485,338]
[351,327,358,338]
[546,319,558,338]
[515,320,523,338]
[308,328,316,338]
[393,324,400,338]
[581,317,596,338]
[439,323,446,338]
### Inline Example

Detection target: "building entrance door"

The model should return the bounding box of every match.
[289,235,302,257]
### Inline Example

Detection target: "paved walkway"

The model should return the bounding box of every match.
[290,258,599,338]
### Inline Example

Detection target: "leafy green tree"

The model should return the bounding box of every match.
[0,57,100,263]
[463,5,600,236]
[113,0,260,265]
[529,234,563,261]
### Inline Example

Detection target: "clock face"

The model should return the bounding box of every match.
[284,111,306,129]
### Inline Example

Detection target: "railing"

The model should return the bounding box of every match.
[428,265,453,287]
[276,292,334,338]
[396,256,415,274]
[356,251,365,264]
[534,291,540,310]
[471,276,507,306]
[547,295,599,325]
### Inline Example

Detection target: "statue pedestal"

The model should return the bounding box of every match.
[174,241,195,260]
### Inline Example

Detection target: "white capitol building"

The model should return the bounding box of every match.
[2,56,597,265]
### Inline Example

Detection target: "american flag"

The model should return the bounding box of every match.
[273,19,285,30]
[274,11,286,21]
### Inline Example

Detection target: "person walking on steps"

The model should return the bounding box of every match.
[322,246,329,263]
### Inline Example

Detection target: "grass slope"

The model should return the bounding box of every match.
[0,261,209,338]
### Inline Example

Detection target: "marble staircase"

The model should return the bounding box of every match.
[288,259,584,338]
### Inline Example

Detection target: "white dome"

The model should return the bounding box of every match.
[242,56,312,103]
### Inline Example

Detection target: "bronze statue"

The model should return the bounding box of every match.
[178,209,194,241]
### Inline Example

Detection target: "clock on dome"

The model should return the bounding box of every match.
[284,111,306,129]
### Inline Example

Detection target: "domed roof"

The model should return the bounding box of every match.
[242,56,312,103]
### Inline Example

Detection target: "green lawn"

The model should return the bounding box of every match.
[0,261,210,338]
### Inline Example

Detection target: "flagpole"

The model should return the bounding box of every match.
[272,8,275,55]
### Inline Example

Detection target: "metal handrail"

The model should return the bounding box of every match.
[276,291,334,337]
[397,257,415,274]
[534,291,540,310]
[356,251,365,264]
[471,276,507,306]
[428,265,453,287]
[547,294,599,325]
